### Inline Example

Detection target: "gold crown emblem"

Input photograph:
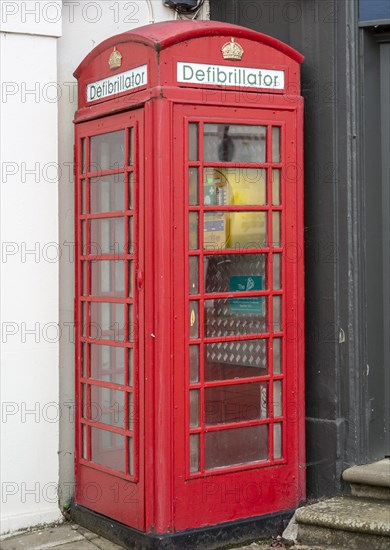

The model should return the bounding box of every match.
[221,38,244,61]
[109,47,122,70]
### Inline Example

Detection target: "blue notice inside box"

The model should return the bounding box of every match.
[229,276,264,315]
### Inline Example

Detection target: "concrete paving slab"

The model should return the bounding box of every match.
[71,524,124,548]
[71,524,99,540]
[0,523,126,550]
[50,541,98,550]
[0,523,338,550]
[0,524,84,550]
[91,536,125,550]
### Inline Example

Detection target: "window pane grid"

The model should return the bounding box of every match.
[187,121,286,476]
[78,123,139,481]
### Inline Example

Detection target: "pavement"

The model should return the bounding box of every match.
[0,522,332,550]
[0,524,123,550]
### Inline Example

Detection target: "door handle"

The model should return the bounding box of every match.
[137,269,143,290]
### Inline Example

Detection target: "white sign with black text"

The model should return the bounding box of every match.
[86,64,148,102]
[177,62,284,90]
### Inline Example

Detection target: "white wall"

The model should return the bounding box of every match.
[0,1,62,534]
[0,0,62,35]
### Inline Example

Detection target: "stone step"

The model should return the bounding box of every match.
[342,458,390,500]
[295,496,390,550]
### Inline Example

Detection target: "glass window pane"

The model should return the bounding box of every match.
[188,123,198,161]
[81,180,87,214]
[128,304,135,342]
[128,437,134,475]
[273,296,282,332]
[273,253,281,290]
[274,423,282,459]
[273,338,282,374]
[82,261,88,296]
[272,211,281,247]
[204,212,267,250]
[189,301,199,339]
[128,348,134,386]
[128,217,134,254]
[205,298,267,337]
[90,174,124,213]
[90,344,124,384]
[189,345,199,383]
[272,127,281,163]
[81,138,86,173]
[82,301,87,337]
[203,212,226,249]
[82,343,88,378]
[90,302,124,341]
[205,339,267,381]
[190,434,200,473]
[189,167,198,206]
[204,168,266,206]
[91,130,125,172]
[273,380,282,417]
[128,392,134,430]
[128,172,134,209]
[190,390,199,428]
[189,212,199,250]
[82,424,88,460]
[128,127,134,166]
[91,260,124,297]
[204,124,266,163]
[82,220,87,255]
[205,425,268,470]
[90,218,124,256]
[128,261,134,297]
[91,427,125,473]
[91,387,124,428]
[204,254,267,293]
[205,382,268,425]
[189,256,199,294]
[272,169,281,205]
[82,383,88,418]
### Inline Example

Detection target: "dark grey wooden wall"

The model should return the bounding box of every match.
[210,0,388,498]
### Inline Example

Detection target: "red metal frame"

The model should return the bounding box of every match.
[74,20,304,535]
[172,103,304,530]
[75,110,145,529]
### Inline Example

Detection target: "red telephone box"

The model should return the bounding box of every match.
[73,20,304,548]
